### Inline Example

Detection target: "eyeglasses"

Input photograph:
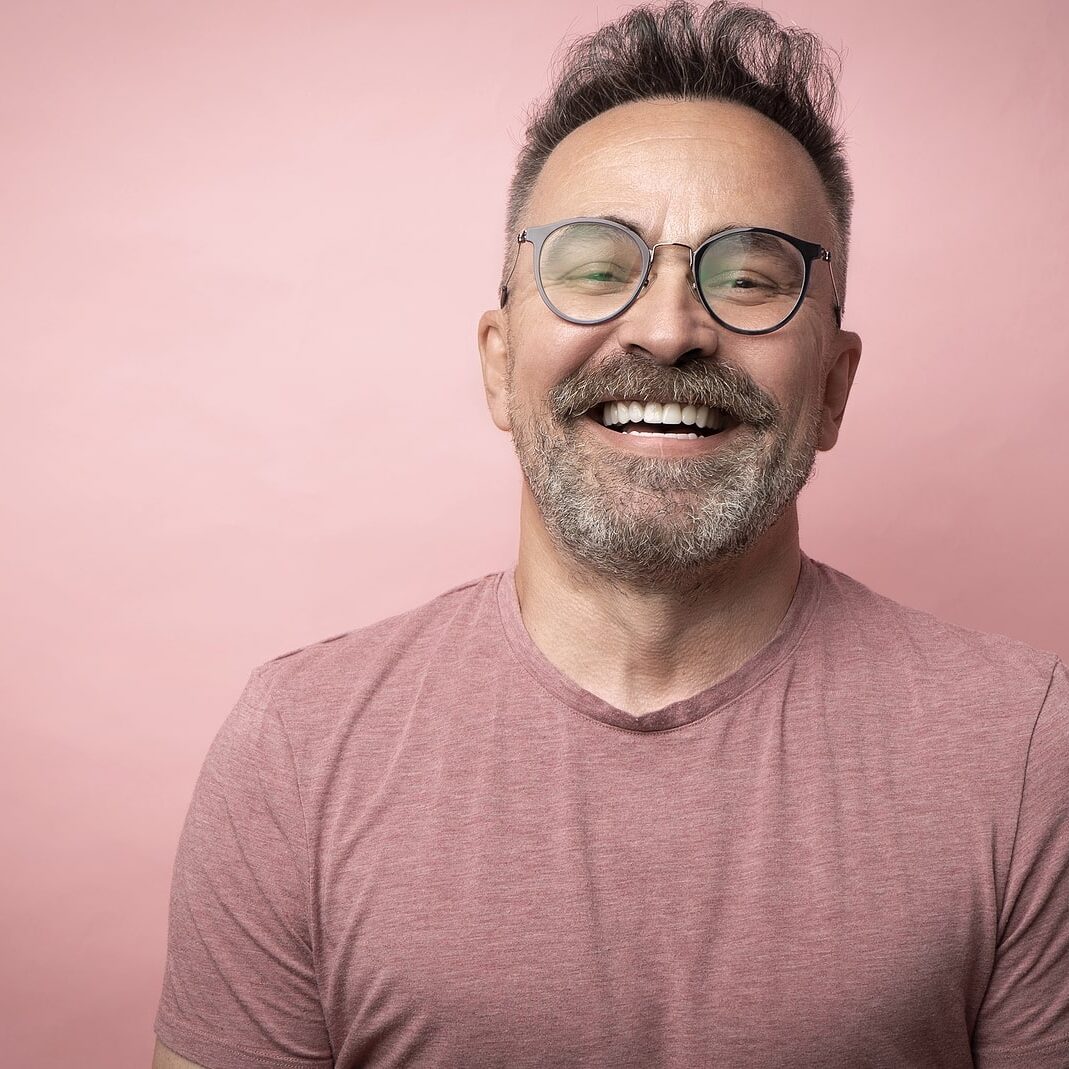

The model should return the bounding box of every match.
[499,216,843,335]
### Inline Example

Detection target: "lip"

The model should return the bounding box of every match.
[579,411,747,457]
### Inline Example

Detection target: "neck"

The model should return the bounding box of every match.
[512,487,803,718]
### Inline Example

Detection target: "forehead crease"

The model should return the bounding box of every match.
[530,110,832,242]
[543,135,807,202]
[554,103,808,154]
[549,134,762,176]
[566,128,749,151]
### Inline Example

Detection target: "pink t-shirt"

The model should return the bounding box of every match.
[155,553,1069,1068]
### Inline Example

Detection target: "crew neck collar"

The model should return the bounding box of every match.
[494,552,823,733]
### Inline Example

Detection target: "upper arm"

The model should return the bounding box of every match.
[153,669,333,1069]
[972,657,1069,1067]
[152,1038,206,1069]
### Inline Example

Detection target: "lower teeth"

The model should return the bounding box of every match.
[623,430,699,438]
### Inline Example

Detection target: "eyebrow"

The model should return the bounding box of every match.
[598,213,751,245]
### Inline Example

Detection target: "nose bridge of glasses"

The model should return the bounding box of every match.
[643,240,700,297]
[648,239,696,262]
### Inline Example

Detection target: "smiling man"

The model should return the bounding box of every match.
[153,4,1068,1069]
[479,92,853,716]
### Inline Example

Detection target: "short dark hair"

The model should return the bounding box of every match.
[502,0,853,312]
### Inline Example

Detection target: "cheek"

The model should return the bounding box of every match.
[780,373,824,436]
[753,322,826,412]
[728,340,823,438]
[509,312,611,399]
[727,341,799,411]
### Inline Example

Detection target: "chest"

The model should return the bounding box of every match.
[315,751,990,1068]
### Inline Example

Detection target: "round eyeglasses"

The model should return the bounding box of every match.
[499,217,843,335]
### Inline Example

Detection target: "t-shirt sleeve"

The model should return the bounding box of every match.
[154,666,334,1069]
[972,656,1069,1069]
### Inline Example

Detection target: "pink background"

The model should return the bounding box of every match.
[2,1,1066,1064]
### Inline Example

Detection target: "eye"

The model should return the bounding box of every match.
[704,271,778,290]
[563,262,632,283]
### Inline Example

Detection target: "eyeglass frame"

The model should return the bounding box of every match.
[498,216,843,335]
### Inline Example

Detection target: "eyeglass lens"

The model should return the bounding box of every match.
[538,221,808,331]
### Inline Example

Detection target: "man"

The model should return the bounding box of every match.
[153,3,1068,1067]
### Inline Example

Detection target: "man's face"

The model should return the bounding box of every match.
[479,98,861,588]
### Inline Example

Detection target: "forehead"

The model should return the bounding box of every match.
[527,98,833,245]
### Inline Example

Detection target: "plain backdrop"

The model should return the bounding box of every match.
[2,1,1066,1064]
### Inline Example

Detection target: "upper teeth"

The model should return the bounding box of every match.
[600,401,727,430]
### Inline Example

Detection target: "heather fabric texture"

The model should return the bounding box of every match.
[154,553,1069,1069]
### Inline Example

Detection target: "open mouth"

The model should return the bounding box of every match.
[583,400,739,439]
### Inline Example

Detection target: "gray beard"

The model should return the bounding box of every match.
[507,391,823,591]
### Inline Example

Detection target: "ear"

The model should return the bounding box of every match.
[817,329,862,451]
[478,308,512,433]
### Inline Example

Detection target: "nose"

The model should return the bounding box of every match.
[614,243,719,366]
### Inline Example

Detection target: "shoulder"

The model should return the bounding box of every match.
[807,555,1060,714]
[241,569,506,720]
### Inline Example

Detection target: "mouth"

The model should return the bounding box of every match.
[581,399,740,439]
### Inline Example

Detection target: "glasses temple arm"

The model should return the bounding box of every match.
[499,233,525,308]
[823,249,844,328]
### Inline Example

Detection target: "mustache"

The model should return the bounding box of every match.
[547,352,780,427]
